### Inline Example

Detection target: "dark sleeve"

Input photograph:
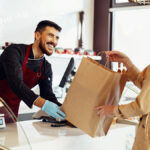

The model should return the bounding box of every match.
[1,45,39,108]
[39,61,61,106]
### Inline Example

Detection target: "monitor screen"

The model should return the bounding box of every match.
[59,57,75,88]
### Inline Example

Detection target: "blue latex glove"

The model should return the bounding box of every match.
[42,100,66,120]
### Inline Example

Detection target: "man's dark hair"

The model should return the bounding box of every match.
[35,20,62,33]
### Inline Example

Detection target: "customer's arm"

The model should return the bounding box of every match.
[114,65,150,118]
[125,64,149,89]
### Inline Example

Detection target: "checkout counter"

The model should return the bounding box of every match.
[0,119,137,150]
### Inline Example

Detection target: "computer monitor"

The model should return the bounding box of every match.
[59,57,75,88]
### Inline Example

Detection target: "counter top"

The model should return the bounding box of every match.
[0,120,136,150]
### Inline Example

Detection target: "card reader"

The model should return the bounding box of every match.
[0,114,6,129]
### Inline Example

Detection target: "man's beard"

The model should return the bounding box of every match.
[39,41,53,56]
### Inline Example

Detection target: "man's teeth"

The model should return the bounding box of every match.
[48,44,54,48]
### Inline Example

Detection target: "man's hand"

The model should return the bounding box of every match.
[95,105,115,117]
[42,100,66,120]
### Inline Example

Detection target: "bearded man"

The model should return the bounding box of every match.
[0,20,66,120]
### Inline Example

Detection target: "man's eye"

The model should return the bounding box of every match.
[49,34,54,37]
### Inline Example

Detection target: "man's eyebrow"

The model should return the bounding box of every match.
[49,33,54,36]
[49,33,59,39]
[49,33,59,37]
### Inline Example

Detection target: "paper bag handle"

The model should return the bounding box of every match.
[97,51,126,73]
[96,51,109,67]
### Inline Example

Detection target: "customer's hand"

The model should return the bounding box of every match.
[42,100,66,120]
[106,51,133,69]
[95,105,115,118]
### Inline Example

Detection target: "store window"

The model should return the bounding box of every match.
[111,8,150,71]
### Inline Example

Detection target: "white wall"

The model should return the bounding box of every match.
[83,0,94,50]
[0,0,94,49]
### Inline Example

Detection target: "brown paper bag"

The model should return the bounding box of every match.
[61,57,127,137]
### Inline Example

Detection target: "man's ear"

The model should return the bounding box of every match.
[35,32,41,41]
